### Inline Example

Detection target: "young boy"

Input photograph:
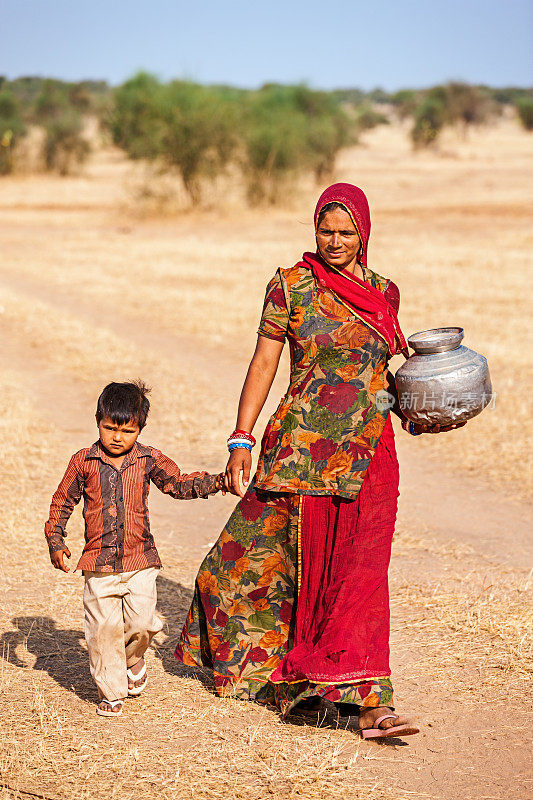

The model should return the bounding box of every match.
[44,380,224,717]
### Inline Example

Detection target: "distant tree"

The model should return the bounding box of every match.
[515,97,533,131]
[43,111,90,174]
[444,82,494,129]
[159,81,237,204]
[31,79,91,173]
[0,90,26,174]
[242,84,354,203]
[411,82,494,148]
[111,73,237,204]
[353,105,389,131]
[367,88,389,104]
[390,89,419,120]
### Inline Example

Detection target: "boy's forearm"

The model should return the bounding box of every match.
[44,455,84,552]
[169,472,222,499]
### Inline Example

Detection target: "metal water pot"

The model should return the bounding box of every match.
[394,327,493,426]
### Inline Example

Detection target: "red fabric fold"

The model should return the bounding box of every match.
[270,415,398,685]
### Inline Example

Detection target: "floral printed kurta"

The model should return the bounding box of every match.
[176,265,399,712]
[255,263,395,498]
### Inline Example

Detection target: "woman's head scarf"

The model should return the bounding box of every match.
[314,182,371,265]
[299,182,407,357]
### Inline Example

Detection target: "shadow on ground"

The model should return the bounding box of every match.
[0,574,216,702]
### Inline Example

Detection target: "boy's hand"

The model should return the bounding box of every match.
[214,473,226,495]
[50,547,71,573]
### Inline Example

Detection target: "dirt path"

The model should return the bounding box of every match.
[1,269,531,800]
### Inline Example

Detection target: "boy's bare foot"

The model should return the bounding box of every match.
[96,699,123,717]
[127,657,147,695]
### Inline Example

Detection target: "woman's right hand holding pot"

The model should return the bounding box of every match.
[225,448,252,497]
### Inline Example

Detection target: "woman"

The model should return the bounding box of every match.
[176,183,458,739]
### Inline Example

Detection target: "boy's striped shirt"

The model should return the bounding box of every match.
[45,441,219,572]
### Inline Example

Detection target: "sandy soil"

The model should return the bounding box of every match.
[0,118,532,800]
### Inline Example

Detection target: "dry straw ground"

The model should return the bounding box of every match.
[0,117,531,800]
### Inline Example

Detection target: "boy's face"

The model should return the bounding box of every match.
[97,416,141,456]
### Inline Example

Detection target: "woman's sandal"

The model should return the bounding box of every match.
[293,697,322,718]
[127,660,147,696]
[359,713,420,739]
[96,698,124,717]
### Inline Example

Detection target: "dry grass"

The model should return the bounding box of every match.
[0,118,532,800]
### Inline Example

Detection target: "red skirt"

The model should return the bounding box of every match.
[271,415,398,687]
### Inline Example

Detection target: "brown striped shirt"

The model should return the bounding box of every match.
[45,441,221,573]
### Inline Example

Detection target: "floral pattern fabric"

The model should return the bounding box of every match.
[175,480,393,713]
[255,264,397,498]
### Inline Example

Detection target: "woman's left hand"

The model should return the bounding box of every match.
[412,421,467,434]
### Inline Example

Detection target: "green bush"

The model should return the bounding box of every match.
[354,105,389,131]
[515,97,533,131]
[241,84,353,204]
[411,93,447,147]
[31,79,91,173]
[411,83,494,147]
[111,73,237,204]
[0,90,26,174]
[43,111,90,174]
[390,89,419,120]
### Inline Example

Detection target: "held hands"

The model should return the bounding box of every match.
[224,448,252,498]
[50,546,71,573]
[214,473,226,495]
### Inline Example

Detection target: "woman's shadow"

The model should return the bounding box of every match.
[0,573,214,703]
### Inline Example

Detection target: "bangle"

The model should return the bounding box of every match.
[227,429,256,452]
[229,429,256,445]
[228,442,253,452]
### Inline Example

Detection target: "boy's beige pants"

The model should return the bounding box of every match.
[83,567,163,701]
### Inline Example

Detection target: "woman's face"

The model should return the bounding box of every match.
[316,207,361,271]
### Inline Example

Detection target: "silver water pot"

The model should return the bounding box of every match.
[394,327,493,426]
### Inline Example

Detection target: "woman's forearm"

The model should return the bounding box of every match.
[235,336,284,433]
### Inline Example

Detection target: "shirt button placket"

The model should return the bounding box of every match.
[116,473,125,567]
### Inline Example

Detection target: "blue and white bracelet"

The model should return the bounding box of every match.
[227,429,256,452]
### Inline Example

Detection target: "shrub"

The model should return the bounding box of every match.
[411,83,494,148]
[111,73,237,204]
[0,90,26,174]
[32,79,90,173]
[43,111,90,174]
[411,93,447,148]
[390,89,419,120]
[515,97,533,131]
[241,84,353,204]
[354,105,389,131]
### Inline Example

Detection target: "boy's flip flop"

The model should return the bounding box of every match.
[96,699,124,717]
[127,660,147,696]
[359,713,420,739]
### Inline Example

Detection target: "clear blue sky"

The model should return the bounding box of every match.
[1,0,531,90]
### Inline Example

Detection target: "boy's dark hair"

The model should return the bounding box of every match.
[96,380,151,430]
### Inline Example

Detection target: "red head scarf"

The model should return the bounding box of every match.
[300,182,407,357]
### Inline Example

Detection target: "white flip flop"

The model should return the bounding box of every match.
[96,698,124,717]
[127,660,147,696]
